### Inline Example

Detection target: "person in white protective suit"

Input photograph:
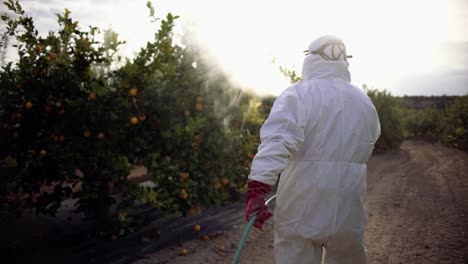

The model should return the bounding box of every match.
[244,35,381,264]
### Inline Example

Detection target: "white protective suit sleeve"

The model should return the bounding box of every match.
[248,88,306,186]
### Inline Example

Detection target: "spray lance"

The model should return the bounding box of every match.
[231,194,277,264]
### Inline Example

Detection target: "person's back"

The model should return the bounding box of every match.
[245,35,381,264]
[291,78,379,164]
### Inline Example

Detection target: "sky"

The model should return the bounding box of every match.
[1,0,467,97]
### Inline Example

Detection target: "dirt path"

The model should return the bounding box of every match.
[365,140,468,264]
[132,140,468,264]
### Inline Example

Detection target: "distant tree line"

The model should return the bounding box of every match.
[277,72,468,152]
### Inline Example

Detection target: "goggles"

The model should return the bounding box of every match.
[304,39,353,61]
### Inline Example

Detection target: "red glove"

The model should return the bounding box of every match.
[244,180,273,229]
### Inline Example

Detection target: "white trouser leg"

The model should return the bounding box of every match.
[275,239,323,264]
[323,231,368,264]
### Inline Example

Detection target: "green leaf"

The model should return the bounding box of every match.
[147,189,157,203]
[146,1,155,18]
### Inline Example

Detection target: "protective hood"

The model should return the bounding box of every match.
[302,55,351,82]
[302,35,351,82]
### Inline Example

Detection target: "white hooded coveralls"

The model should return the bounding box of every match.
[248,36,381,264]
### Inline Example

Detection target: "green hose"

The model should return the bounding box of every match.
[231,214,257,264]
[232,195,276,264]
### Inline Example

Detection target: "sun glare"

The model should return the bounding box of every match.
[6,0,466,96]
[150,0,460,95]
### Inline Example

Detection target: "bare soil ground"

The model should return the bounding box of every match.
[131,140,468,264]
